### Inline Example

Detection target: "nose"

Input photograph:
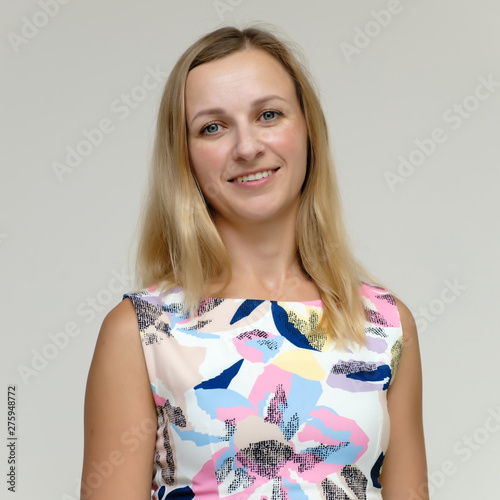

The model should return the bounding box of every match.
[232,123,265,161]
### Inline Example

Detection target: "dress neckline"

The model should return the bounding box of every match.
[147,285,325,308]
[202,296,324,307]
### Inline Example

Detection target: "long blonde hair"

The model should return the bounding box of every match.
[132,23,379,348]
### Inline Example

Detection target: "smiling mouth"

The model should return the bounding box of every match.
[229,168,280,183]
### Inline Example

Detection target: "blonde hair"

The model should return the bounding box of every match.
[132,23,379,348]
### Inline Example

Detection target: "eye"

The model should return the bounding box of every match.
[261,109,282,121]
[200,122,220,135]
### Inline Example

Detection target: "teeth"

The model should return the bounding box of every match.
[234,169,275,183]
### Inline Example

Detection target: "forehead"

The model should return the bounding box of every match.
[185,49,296,111]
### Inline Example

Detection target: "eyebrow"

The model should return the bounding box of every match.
[189,94,287,127]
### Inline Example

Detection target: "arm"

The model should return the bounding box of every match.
[379,297,428,499]
[81,298,157,500]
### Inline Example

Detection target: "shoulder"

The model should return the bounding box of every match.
[85,295,156,431]
[358,282,396,306]
[377,294,428,495]
[101,296,139,335]
[123,284,186,312]
[88,286,177,378]
[358,282,401,330]
[392,295,418,344]
[89,298,144,380]
[82,295,157,497]
[359,282,415,328]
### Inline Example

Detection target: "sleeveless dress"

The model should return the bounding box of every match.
[122,282,403,500]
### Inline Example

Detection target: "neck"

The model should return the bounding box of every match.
[208,203,319,301]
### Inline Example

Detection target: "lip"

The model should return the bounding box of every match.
[227,167,280,182]
[228,167,280,189]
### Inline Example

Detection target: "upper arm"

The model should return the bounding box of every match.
[81,298,157,500]
[379,296,429,499]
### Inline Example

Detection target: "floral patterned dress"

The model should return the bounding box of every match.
[122,282,403,499]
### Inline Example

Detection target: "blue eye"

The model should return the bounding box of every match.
[262,110,277,120]
[202,123,219,135]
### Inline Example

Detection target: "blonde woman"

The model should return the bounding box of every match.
[81,25,428,500]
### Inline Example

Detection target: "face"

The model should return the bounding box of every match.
[185,48,308,225]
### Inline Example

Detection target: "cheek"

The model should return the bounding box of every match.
[190,143,220,182]
[189,143,227,201]
[189,144,225,176]
[270,124,308,165]
[293,126,309,169]
[265,128,308,198]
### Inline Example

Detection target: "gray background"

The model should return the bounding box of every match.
[1,0,499,498]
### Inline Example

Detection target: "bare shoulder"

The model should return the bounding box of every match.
[98,297,139,342]
[82,297,156,499]
[86,297,145,375]
[378,293,428,497]
[392,295,418,346]
[85,295,153,410]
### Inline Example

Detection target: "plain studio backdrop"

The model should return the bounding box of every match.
[1,1,499,498]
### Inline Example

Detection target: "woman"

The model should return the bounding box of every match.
[81,24,428,499]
